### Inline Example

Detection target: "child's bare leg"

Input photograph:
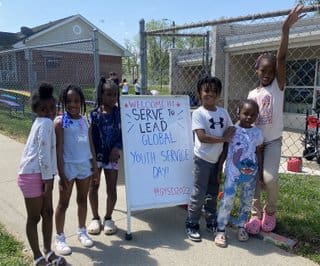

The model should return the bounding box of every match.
[75,177,91,228]
[41,189,53,254]
[24,197,43,260]
[104,169,118,219]
[55,180,74,234]
[89,168,102,219]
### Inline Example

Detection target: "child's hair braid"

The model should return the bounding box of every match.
[59,84,86,114]
[96,76,118,107]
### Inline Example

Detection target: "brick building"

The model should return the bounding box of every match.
[0,15,130,90]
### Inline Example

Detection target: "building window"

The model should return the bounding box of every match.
[284,59,316,114]
[45,57,61,68]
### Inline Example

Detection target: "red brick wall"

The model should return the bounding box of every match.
[15,50,122,89]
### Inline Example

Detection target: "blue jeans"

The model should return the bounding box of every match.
[186,156,219,226]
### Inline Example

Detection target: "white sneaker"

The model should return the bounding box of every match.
[88,218,101,235]
[103,219,117,235]
[77,227,94,247]
[55,233,72,255]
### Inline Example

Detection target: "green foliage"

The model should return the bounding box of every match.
[228,173,320,263]
[277,173,320,263]
[122,39,139,83]
[82,86,95,101]
[0,109,32,143]
[123,19,205,87]
[0,224,31,265]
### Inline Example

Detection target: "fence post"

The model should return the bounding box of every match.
[172,21,175,48]
[224,52,229,110]
[93,29,100,90]
[25,49,35,92]
[139,19,147,94]
[205,31,210,75]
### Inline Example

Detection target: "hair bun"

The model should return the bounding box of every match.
[38,82,54,99]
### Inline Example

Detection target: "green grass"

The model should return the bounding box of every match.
[0,224,31,265]
[228,173,320,263]
[0,109,32,143]
[276,174,320,263]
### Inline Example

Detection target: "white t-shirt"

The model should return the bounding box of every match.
[122,83,129,93]
[248,78,284,142]
[18,117,57,180]
[134,83,141,93]
[192,106,233,164]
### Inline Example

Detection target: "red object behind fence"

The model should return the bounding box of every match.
[307,115,320,128]
[287,157,302,173]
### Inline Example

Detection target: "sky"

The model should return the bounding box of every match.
[0,0,301,47]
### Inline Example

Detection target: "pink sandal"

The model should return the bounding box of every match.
[261,212,276,232]
[244,216,261,235]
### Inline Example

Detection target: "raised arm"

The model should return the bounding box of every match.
[277,4,304,90]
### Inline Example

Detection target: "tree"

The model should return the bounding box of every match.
[123,19,207,87]
[145,19,205,86]
[122,38,139,83]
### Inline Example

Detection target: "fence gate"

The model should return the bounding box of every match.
[140,5,320,175]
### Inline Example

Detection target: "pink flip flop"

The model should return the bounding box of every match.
[244,216,261,235]
[261,212,276,232]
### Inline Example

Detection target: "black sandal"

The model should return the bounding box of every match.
[45,251,67,266]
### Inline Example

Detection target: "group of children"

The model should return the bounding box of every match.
[17,4,303,265]
[18,77,122,265]
[185,4,304,248]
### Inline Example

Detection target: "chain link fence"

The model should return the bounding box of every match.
[0,31,102,118]
[0,37,97,92]
[141,5,320,175]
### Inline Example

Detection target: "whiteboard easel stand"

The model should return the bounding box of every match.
[120,95,194,240]
[123,148,133,240]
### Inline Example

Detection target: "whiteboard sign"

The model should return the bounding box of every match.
[120,95,194,211]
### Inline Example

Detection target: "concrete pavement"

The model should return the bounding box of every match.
[0,133,317,266]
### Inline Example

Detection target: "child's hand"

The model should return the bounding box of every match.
[109,147,120,163]
[91,164,100,185]
[59,175,70,191]
[284,4,305,30]
[257,144,264,153]
[223,126,236,143]
[43,180,53,197]
[92,171,100,185]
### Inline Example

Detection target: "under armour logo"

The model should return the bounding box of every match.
[209,117,224,129]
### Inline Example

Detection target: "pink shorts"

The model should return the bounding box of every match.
[18,173,44,198]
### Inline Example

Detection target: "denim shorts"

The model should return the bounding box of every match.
[64,160,92,180]
[97,161,119,170]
